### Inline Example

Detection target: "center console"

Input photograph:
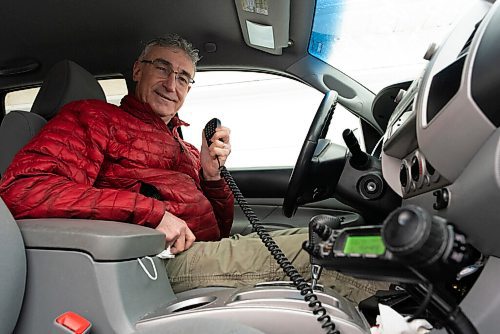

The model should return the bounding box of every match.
[15,218,370,334]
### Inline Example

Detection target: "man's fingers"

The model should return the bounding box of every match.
[212,141,231,158]
[156,211,195,254]
[170,228,196,254]
[170,233,186,254]
[185,229,196,250]
[163,230,180,244]
[211,127,230,144]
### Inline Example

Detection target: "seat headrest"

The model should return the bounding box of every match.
[30,60,106,120]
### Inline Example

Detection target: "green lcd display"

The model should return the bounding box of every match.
[343,235,385,255]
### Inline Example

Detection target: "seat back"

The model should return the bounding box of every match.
[0,197,26,333]
[0,60,106,175]
[0,111,46,175]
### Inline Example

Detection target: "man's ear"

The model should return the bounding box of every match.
[132,61,141,82]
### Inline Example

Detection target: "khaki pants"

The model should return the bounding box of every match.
[164,228,389,304]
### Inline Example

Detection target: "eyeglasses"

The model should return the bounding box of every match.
[140,59,195,88]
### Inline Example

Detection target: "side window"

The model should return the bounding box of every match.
[4,87,39,112]
[181,71,363,169]
[4,78,127,113]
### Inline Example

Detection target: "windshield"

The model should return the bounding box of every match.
[309,0,481,93]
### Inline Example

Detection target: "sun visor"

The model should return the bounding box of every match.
[235,0,290,55]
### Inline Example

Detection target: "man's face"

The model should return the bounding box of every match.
[133,46,195,124]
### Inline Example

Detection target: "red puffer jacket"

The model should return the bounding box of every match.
[0,95,234,241]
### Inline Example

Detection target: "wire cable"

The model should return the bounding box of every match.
[405,266,478,334]
[219,165,340,334]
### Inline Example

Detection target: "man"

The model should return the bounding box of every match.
[0,35,233,253]
[0,34,387,303]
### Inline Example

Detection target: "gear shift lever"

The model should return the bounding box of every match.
[306,215,341,290]
[310,264,323,290]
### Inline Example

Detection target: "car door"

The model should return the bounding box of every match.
[181,70,368,234]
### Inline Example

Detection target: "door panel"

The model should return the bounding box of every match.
[229,168,364,235]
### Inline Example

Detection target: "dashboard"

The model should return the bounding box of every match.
[380,0,500,257]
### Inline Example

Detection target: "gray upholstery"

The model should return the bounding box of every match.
[0,111,46,175]
[0,198,26,334]
[31,60,106,120]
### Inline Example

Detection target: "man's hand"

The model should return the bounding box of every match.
[155,211,196,254]
[201,125,231,180]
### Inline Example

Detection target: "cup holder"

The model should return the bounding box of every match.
[164,296,217,314]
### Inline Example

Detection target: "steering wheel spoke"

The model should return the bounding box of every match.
[283,91,347,217]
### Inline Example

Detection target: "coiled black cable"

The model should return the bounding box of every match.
[405,267,478,334]
[220,165,340,334]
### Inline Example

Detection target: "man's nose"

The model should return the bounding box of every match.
[162,72,177,91]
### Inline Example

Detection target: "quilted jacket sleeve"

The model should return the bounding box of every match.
[200,177,234,238]
[0,100,166,227]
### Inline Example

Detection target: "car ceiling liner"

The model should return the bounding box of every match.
[0,58,40,77]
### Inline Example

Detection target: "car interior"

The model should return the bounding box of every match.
[1,0,499,333]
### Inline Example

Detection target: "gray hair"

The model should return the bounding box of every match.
[139,34,200,72]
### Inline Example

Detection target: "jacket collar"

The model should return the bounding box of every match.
[119,94,189,131]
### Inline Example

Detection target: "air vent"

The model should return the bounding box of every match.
[426,55,466,123]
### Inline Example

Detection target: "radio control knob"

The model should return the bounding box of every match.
[382,205,447,266]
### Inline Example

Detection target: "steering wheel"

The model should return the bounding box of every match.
[282,90,339,217]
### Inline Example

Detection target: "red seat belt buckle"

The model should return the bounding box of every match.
[55,311,92,334]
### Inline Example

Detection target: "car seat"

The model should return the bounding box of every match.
[0,60,106,175]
